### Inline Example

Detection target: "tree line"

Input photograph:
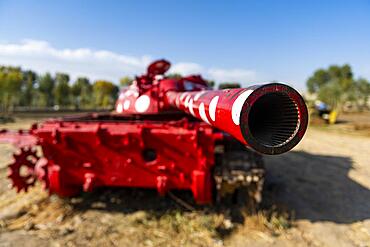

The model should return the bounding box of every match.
[3,63,367,113]
[0,66,119,112]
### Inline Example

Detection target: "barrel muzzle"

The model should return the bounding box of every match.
[166,83,308,155]
[239,84,308,154]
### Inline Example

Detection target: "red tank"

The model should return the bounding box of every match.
[0,59,308,205]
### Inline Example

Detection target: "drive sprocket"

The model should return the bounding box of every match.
[8,147,40,192]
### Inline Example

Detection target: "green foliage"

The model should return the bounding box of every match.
[0,66,23,112]
[20,70,37,106]
[207,80,215,89]
[92,80,119,108]
[218,82,241,89]
[347,78,370,110]
[316,79,344,108]
[119,76,133,87]
[0,65,125,112]
[307,64,353,94]
[71,77,92,109]
[54,73,71,106]
[38,73,55,107]
[306,64,370,110]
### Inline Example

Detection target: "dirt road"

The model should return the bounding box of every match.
[0,118,369,246]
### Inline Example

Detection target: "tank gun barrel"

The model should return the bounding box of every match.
[165,83,308,155]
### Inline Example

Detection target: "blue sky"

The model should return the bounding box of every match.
[1,0,370,90]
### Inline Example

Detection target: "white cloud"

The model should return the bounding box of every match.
[0,39,257,84]
[0,39,151,82]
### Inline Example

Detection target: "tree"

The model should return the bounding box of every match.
[348,78,370,110]
[92,80,119,108]
[54,73,71,107]
[0,66,23,112]
[307,64,353,93]
[306,64,355,109]
[207,80,215,89]
[20,70,37,106]
[218,82,241,89]
[119,76,133,87]
[0,67,7,111]
[316,80,343,109]
[306,69,330,93]
[38,73,55,107]
[71,77,92,109]
[355,78,370,110]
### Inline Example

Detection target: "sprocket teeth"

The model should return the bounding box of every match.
[8,169,14,176]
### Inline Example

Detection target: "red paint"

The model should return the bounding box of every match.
[0,59,308,204]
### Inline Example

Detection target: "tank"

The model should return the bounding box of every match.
[0,59,308,205]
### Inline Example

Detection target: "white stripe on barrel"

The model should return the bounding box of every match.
[231,90,253,125]
[199,102,210,124]
[209,96,219,121]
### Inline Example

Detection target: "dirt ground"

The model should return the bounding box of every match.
[0,115,369,247]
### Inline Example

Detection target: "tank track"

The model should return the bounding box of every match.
[214,139,265,208]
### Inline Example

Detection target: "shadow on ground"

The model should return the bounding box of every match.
[263,151,370,224]
[68,150,370,225]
